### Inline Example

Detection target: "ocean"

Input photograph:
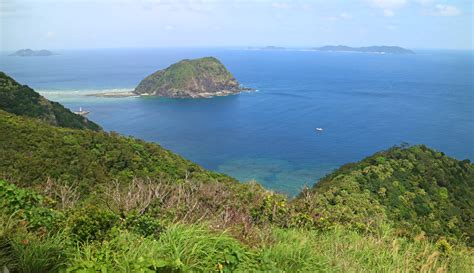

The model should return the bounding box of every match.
[1,48,473,195]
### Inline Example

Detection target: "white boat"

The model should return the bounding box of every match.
[74,107,90,116]
[315,128,323,131]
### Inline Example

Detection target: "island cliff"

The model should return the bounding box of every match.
[134,57,250,98]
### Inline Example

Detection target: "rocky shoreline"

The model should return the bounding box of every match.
[86,91,138,98]
[87,87,254,99]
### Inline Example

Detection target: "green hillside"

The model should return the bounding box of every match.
[0,72,100,131]
[295,145,474,244]
[0,109,235,193]
[0,72,472,272]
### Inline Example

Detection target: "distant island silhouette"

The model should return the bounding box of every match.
[314,45,414,54]
[10,49,56,57]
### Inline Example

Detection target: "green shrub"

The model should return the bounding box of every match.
[124,214,164,238]
[0,180,63,231]
[68,207,119,242]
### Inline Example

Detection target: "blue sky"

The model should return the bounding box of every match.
[1,0,472,50]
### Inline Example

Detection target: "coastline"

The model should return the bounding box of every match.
[86,91,138,98]
[87,87,255,99]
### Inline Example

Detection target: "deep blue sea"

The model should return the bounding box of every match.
[1,48,473,195]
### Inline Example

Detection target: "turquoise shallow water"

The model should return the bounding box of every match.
[1,48,473,195]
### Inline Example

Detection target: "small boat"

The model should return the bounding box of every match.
[74,107,90,116]
[315,128,323,132]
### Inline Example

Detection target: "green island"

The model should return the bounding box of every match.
[133,57,251,98]
[0,72,472,272]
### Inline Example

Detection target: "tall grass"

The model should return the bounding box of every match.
[259,225,473,272]
[66,224,473,272]
[68,225,255,272]
[0,212,70,273]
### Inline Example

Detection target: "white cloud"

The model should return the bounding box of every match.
[339,12,352,20]
[271,2,291,9]
[325,12,353,21]
[45,31,55,39]
[431,4,461,16]
[369,0,407,9]
[368,0,407,17]
[301,4,312,11]
[383,9,394,17]
[165,25,174,31]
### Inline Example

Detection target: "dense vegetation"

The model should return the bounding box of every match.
[302,145,474,244]
[0,110,235,192]
[134,57,244,98]
[1,178,472,272]
[0,72,100,131]
[0,72,472,271]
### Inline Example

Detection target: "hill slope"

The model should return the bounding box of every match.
[299,145,473,244]
[134,57,248,98]
[0,72,100,131]
[0,109,234,192]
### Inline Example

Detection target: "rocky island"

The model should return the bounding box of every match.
[10,49,56,57]
[133,57,251,98]
[314,45,414,54]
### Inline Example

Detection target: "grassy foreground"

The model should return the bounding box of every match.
[1,179,472,272]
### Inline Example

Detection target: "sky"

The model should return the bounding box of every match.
[1,0,473,50]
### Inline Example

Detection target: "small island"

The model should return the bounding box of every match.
[10,49,56,57]
[133,57,252,98]
[314,45,414,54]
[261,46,286,50]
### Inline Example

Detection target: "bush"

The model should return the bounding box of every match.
[124,214,164,238]
[68,207,119,242]
[0,180,63,231]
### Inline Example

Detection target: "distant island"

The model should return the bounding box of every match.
[314,45,414,54]
[133,57,252,98]
[262,46,286,50]
[246,46,286,51]
[9,49,56,57]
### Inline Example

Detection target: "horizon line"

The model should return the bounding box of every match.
[2,46,473,51]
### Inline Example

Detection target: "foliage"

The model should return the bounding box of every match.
[0,72,101,131]
[67,225,253,272]
[123,214,164,238]
[0,179,62,231]
[0,213,70,273]
[68,206,119,242]
[1,177,472,272]
[0,110,235,193]
[298,145,474,245]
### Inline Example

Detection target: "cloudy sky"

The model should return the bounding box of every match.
[1,0,472,50]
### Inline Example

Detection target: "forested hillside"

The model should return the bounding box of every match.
[293,145,474,244]
[0,72,100,131]
[0,110,235,192]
